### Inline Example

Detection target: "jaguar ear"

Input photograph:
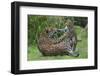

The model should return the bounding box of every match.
[65,19,73,25]
[45,27,51,33]
[45,28,49,33]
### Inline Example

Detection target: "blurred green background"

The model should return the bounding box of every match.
[28,15,88,61]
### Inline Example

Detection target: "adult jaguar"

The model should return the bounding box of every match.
[37,19,79,57]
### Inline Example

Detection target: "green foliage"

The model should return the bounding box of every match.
[28,15,68,46]
[28,15,88,61]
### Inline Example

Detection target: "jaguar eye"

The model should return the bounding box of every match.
[64,29,67,32]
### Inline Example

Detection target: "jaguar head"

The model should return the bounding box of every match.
[45,26,69,39]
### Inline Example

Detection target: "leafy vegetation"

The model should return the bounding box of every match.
[28,15,88,61]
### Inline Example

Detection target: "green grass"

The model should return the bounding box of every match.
[75,26,88,58]
[28,26,88,61]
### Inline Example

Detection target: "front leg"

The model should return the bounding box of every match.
[67,50,79,57]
